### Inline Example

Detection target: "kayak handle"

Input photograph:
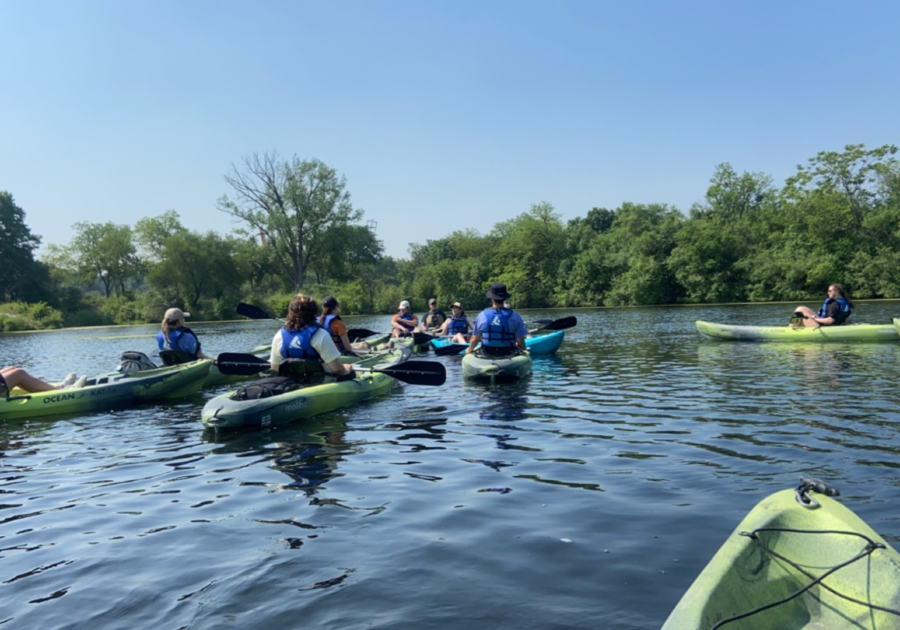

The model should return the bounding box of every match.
[796,475,840,509]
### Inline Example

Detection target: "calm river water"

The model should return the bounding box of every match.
[2,303,900,629]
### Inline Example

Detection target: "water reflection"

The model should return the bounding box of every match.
[202,415,355,496]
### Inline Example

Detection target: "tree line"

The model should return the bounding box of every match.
[1,144,898,331]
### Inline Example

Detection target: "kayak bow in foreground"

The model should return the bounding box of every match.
[662,478,900,629]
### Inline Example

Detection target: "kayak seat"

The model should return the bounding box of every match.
[278,358,326,386]
[0,374,7,400]
[234,376,300,401]
[159,350,195,366]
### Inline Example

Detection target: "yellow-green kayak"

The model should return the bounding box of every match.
[697,320,899,342]
[663,481,900,629]
[1,360,212,420]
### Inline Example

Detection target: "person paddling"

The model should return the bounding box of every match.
[269,294,355,378]
[790,284,854,328]
[391,300,418,338]
[319,295,369,355]
[466,282,527,357]
[1,367,86,394]
[157,308,213,360]
[439,302,473,343]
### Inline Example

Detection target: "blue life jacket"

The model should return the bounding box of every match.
[322,314,345,352]
[818,298,852,325]
[447,315,469,336]
[395,311,416,335]
[481,308,517,348]
[280,324,322,360]
[156,328,199,359]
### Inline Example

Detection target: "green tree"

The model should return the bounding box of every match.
[0,191,45,302]
[134,210,186,261]
[489,202,568,308]
[147,231,240,314]
[669,164,774,303]
[218,153,365,289]
[602,203,684,306]
[70,221,140,298]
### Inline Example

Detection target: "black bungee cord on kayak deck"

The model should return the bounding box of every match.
[709,477,900,629]
[710,528,900,629]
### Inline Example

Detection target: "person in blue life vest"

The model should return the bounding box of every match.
[790,283,854,328]
[417,298,447,332]
[269,294,355,377]
[157,308,213,360]
[438,302,474,343]
[391,300,419,338]
[1,366,86,394]
[467,282,528,357]
[318,295,369,355]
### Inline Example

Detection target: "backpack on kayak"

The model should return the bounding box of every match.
[232,359,325,401]
[117,351,158,373]
[233,376,300,401]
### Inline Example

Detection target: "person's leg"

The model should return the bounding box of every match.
[790,306,817,327]
[1,367,56,393]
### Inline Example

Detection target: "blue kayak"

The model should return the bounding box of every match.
[431,330,565,355]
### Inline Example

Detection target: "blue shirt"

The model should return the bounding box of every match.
[473,308,527,347]
[157,328,201,357]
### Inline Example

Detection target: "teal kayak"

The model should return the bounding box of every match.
[431,330,565,356]
[697,320,900,342]
[201,345,411,429]
[1,360,212,420]
[461,350,532,381]
[663,479,900,629]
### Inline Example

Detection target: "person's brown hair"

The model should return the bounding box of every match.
[285,294,318,330]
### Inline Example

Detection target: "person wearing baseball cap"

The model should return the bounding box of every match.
[418,297,447,332]
[391,300,419,338]
[467,282,527,357]
[438,302,473,343]
[157,307,212,360]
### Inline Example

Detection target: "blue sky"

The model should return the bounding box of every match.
[2,1,898,259]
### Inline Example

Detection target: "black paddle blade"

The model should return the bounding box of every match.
[346,328,378,340]
[215,352,270,376]
[434,343,467,356]
[373,360,446,386]
[540,316,577,331]
[237,302,276,321]
[412,331,435,346]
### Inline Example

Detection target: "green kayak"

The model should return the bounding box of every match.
[696,320,900,342]
[461,350,532,381]
[663,479,900,629]
[201,345,411,429]
[1,360,212,420]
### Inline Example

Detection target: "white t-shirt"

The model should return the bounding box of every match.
[269,327,341,370]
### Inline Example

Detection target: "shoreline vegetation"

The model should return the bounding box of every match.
[2,144,899,332]
[4,299,900,336]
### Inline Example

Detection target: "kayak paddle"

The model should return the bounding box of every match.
[434,342,468,356]
[355,360,446,386]
[236,302,284,322]
[216,353,446,386]
[529,316,577,333]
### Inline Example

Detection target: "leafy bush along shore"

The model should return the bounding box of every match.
[0,302,65,332]
[2,144,899,332]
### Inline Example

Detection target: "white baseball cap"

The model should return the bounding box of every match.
[399,300,410,309]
